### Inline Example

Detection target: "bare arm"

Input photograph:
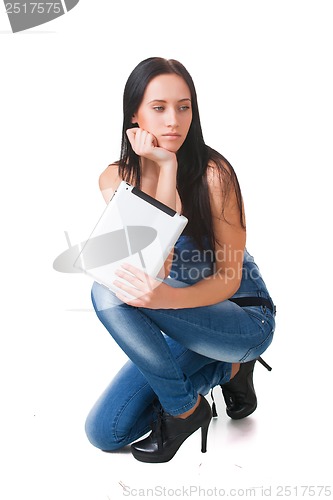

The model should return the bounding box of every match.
[154,160,178,279]
[167,164,246,307]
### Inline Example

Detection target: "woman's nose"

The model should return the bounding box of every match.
[165,109,179,128]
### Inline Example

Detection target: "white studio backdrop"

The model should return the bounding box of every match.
[1,1,332,499]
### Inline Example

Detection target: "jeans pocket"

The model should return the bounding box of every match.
[243,305,275,332]
[243,305,266,320]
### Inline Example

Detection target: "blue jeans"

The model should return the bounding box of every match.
[85,260,275,451]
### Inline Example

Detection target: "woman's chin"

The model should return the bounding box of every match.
[158,142,181,153]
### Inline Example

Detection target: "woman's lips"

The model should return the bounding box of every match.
[161,134,181,140]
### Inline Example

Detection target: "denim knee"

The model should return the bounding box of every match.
[91,281,123,313]
[84,408,124,452]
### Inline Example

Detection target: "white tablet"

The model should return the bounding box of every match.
[73,181,188,294]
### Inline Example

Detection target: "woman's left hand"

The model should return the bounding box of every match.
[126,128,177,167]
[113,263,178,309]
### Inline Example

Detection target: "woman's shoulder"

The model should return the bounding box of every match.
[99,162,122,203]
[206,147,233,176]
[205,148,245,228]
[205,148,238,196]
[206,157,231,189]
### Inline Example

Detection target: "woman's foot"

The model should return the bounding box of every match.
[176,394,201,419]
[230,362,240,379]
[221,360,257,419]
[130,395,212,463]
[221,357,272,420]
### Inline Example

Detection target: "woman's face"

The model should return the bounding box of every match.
[132,73,193,152]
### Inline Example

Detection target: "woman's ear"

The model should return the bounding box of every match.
[131,114,138,126]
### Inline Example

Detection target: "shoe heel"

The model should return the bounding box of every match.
[257,356,272,371]
[201,419,211,453]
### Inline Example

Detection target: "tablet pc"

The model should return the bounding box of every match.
[73,181,188,295]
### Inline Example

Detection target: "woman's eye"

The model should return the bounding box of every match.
[179,106,190,111]
[153,106,164,111]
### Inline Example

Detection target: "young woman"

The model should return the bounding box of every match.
[85,57,276,463]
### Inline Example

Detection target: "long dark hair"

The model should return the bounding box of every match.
[117,57,245,251]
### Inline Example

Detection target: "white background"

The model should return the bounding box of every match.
[1,1,332,499]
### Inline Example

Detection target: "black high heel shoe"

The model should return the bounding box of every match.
[131,395,212,463]
[217,357,272,420]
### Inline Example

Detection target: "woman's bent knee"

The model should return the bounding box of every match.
[91,281,123,314]
[84,409,124,452]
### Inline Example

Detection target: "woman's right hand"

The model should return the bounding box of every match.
[126,128,177,167]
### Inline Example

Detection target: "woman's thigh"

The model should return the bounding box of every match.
[92,280,275,363]
[141,299,275,363]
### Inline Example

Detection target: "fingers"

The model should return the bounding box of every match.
[115,290,142,307]
[113,263,167,308]
[118,263,153,285]
[125,127,138,146]
[113,280,144,299]
[126,128,157,155]
[113,264,154,297]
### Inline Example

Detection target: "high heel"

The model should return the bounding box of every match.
[201,421,210,453]
[131,395,212,463]
[220,356,272,420]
